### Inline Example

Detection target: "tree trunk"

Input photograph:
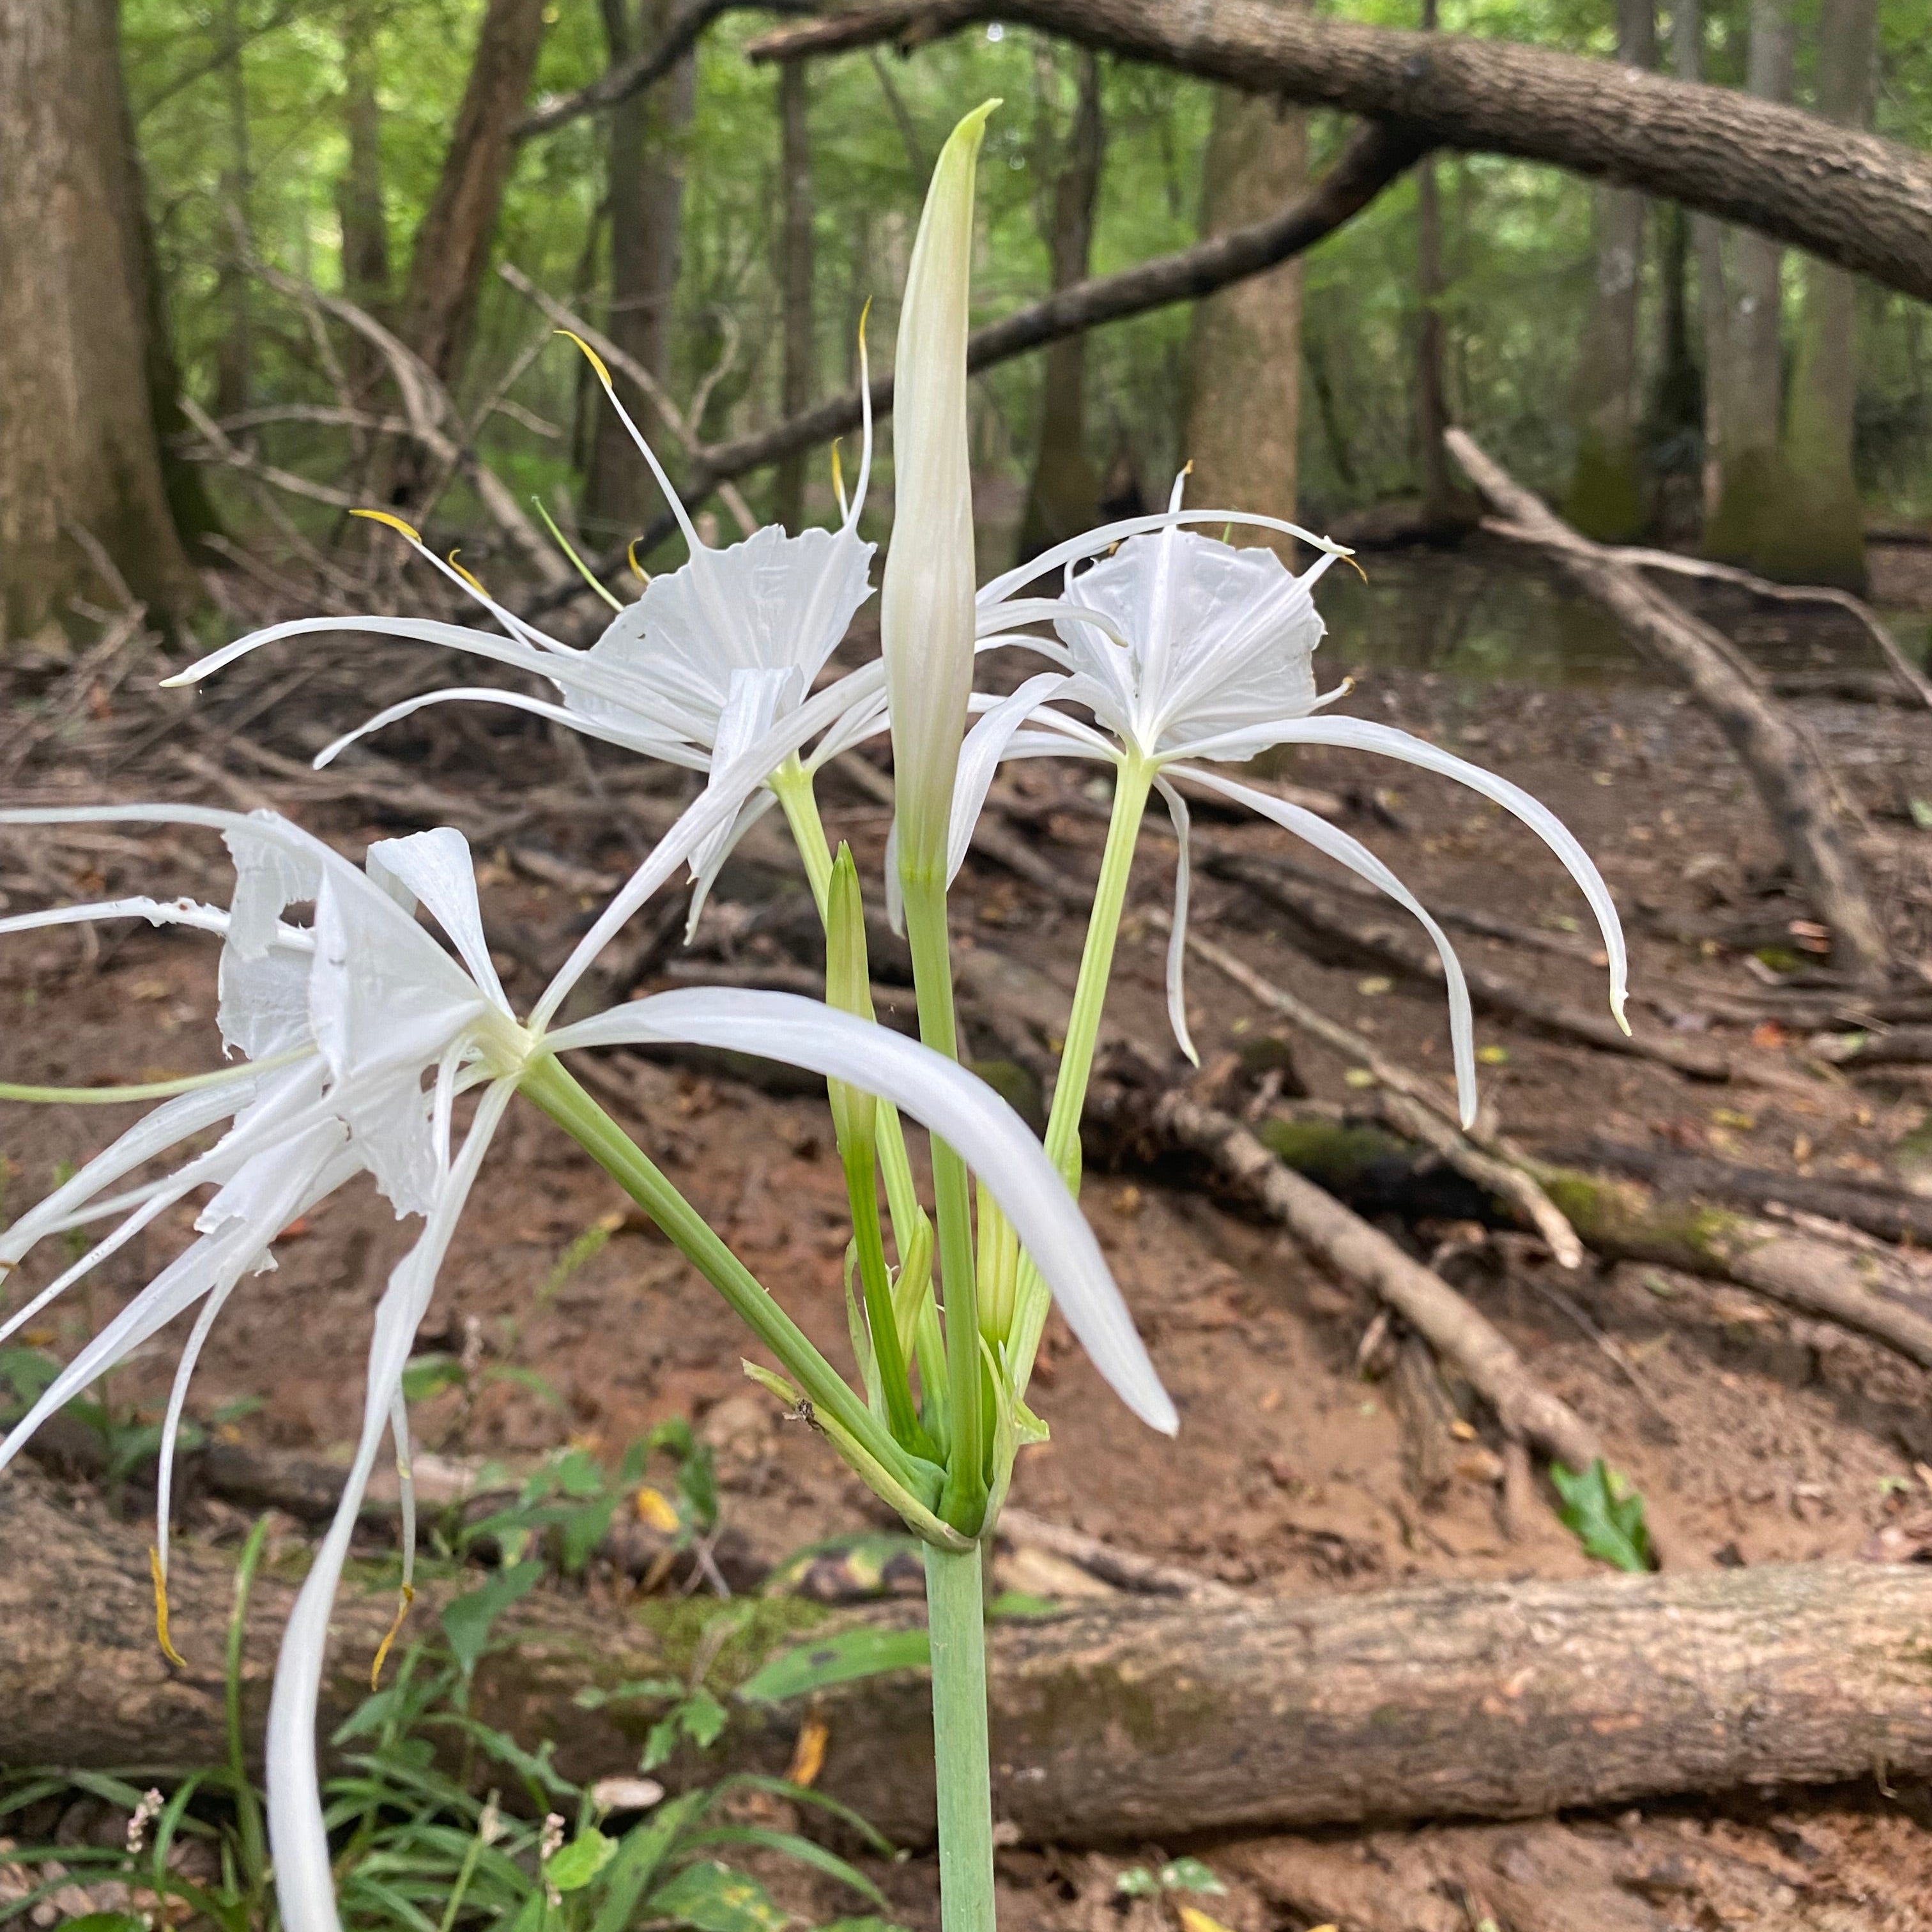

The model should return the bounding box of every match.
[585,0,695,542]
[1412,0,1452,524]
[0,0,201,638]
[211,0,254,420]
[397,0,548,389]
[1701,0,1795,571]
[336,6,391,321]
[772,59,816,528]
[1777,0,1878,591]
[7,1474,1932,1841]
[1016,49,1104,562]
[752,0,1932,306]
[1184,40,1306,553]
[1448,428,1890,982]
[1562,0,1655,541]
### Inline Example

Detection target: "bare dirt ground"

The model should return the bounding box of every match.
[4,554,1932,1927]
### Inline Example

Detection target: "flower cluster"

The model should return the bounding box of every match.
[3,101,1627,1932]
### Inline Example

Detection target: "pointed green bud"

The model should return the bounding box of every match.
[882,100,998,884]
[825,842,878,1156]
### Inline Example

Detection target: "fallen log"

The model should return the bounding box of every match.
[6,1475,1931,1839]
[1547,1135,1932,1249]
[749,0,1932,304]
[1449,431,1889,981]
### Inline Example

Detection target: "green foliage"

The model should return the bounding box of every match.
[0,1525,897,1931]
[737,1627,933,1703]
[1115,1858,1227,1899]
[1550,1457,1654,1572]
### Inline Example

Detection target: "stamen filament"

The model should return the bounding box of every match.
[0,1047,312,1106]
[150,1546,187,1667]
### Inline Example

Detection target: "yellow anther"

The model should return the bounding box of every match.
[556,328,613,389]
[830,438,847,512]
[370,1581,417,1690]
[351,507,424,545]
[150,1547,186,1667]
[626,538,650,586]
[446,548,489,597]
[1339,549,1368,583]
[1181,458,1194,477]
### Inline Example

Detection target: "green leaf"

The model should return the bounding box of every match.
[59,1916,151,1932]
[547,1827,620,1893]
[573,1675,684,1711]
[648,1860,788,1932]
[1909,797,1932,832]
[680,1686,728,1749]
[736,1627,931,1703]
[440,1560,544,1678]
[985,1591,1060,1620]
[1550,1459,1653,1572]
[401,1353,466,1402]
[1158,1857,1227,1896]
[641,1715,682,1772]
[1115,1867,1160,1897]
[681,1827,885,1906]
[561,1497,619,1573]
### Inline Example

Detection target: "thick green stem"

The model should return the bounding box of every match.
[1002,756,1153,1399]
[521,1054,914,1485]
[1043,756,1153,1184]
[923,1541,996,1932]
[901,867,986,1534]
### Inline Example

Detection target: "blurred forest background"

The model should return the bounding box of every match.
[4,0,1932,643]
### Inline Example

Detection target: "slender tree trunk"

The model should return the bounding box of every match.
[1702,0,1794,569]
[585,0,694,540]
[0,0,201,638]
[772,59,816,528]
[1777,0,1878,590]
[397,0,548,389]
[212,0,254,418]
[1016,49,1104,561]
[1412,0,1451,524]
[1184,3,1307,555]
[337,9,390,318]
[1562,0,1655,540]
[1644,199,1701,537]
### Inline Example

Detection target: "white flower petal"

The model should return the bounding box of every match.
[548,988,1177,1433]
[1250,719,1630,1028]
[685,790,779,941]
[312,687,701,773]
[946,673,1071,884]
[266,1081,515,1932]
[1151,776,1199,1066]
[1179,766,1480,1126]
[365,827,509,1011]
[0,896,229,940]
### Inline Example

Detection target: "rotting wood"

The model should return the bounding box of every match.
[1448,430,1889,981]
[1548,1134,1932,1248]
[9,1473,1930,1838]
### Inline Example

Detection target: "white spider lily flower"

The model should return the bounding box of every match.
[0,806,535,1618]
[882,102,995,885]
[163,330,884,935]
[944,477,1629,1124]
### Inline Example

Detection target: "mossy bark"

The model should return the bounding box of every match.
[10,1473,1932,1841]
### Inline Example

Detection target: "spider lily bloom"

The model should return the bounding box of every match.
[949,480,1630,1128]
[0,805,536,1639]
[164,334,885,934]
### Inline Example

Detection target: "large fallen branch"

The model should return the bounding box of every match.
[8,1475,1930,1839]
[1447,430,1890,983]
[523,122,1423,612]
[749,0,1932,303]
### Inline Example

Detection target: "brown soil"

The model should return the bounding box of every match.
[4,592,1932,1927]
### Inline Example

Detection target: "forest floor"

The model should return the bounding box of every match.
[4,546,1932,1928]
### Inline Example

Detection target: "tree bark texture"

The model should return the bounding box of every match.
[772,59,816,528]
[1561,0,1655,542]
[398,0,548,388]
[1700,0,1796,572]
[0,0,201,637]
[1016,48,1105,561]
[1184,50,1307,551]
[1446,428,1890,982]
[586,0,696,539]
[1777,0,1880,591]
[752,0,1932,304]
[336,8,392,320]
[6,1475,1932,1840]
[211,0,255,420]
[1412,0,1452,526]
